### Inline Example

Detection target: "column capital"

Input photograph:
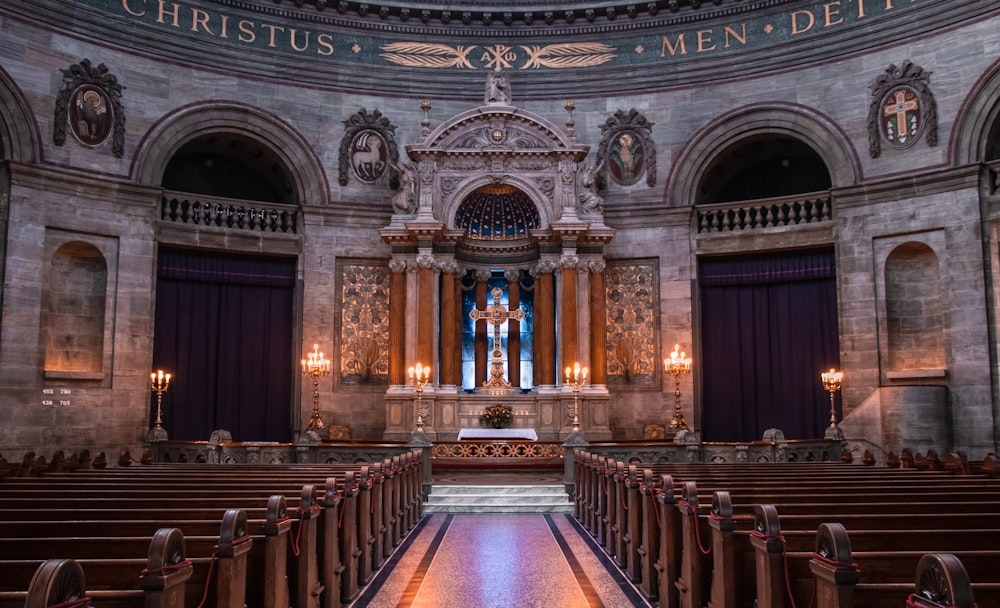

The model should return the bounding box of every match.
[588,259,607,273]
[389,258,408,273]
[436,257,463,276]
[504,268,523,283]
[560,254,580,269]
[533,259,559,275]
[415,253,436,269]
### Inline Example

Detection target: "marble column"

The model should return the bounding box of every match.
[533,261,557,387]
[438,261,461,387]
[560,256,580,368]
[389,258,408,385]
[474,269,491,387]
[588,259,607,385]
[506,268,522,388]
[416,253,436,370]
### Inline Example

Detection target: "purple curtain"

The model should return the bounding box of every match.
[699,248,840,441]
[152,247,296,442]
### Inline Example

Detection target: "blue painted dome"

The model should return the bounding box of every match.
[455,185,540,240]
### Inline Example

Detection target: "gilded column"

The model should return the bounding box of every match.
[560,255,580,368]
[588,259,607,385]
[505,268,522,388]
[388,258,408,385]
[533,260,557,387]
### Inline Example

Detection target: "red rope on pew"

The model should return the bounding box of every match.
[906,595,977,608]
[752,532,798,608]
[338,491,348,528]
[139,560,193,576]
[291,504,322,557]
[645,490,662,529]
[809,551,858,570]
[194,535,253,608]
[196,549,219,608]
[48,597,92,608]
[680,501,712,555]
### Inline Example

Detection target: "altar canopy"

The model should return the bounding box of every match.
[379,73,615,441]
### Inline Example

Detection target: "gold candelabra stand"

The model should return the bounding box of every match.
[564,362,588,433]
[301,344,331,431]
[665,344,692,431]
[149,369,172,442]
[408,362,431,433]
[821,368,845,440]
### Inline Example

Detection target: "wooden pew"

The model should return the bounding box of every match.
[0,456,424,608]
[572,451,1000,608]
[14,450,425,602]
[0,525,218,608]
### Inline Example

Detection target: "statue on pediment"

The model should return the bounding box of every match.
[485,66,511,105]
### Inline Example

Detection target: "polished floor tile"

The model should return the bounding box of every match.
[350,513,652,608]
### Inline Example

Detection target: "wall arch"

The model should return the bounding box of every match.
[668,103,860,208]
[0,66,40,164]
[131,101,328,206]
[952,58,1000,165]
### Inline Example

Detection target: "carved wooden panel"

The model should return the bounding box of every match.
[605,259,658,386]
[338,261,390,385]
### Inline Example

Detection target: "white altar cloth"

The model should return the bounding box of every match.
[457,428,539,441]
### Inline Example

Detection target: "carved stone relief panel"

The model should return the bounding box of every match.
[338,260,390,385]
[605,259,658,386]
[867,60,938,158]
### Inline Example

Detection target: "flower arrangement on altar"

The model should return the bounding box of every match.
[480,404,513,429]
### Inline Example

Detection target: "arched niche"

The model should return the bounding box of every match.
[879,240,946,376]
[132,101,327,206]
[43,241,108,377]
[668,103,860,207]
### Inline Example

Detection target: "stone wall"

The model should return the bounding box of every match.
[0,1,998,456]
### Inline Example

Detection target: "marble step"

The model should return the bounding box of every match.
[424,484,574,513]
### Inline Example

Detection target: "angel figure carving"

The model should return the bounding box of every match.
[392,160,417,214]
[579,159,605,213]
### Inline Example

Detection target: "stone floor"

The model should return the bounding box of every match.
[349,471,653,608]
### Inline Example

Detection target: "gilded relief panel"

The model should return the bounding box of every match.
[605,259,658,386]
[338,261,390,385]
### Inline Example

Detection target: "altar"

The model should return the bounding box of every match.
[384,390,613,441]
[457,428,539,441]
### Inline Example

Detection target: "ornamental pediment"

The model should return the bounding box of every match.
[410,106,587,161]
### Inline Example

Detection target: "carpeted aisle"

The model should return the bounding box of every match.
[349,513,653,608]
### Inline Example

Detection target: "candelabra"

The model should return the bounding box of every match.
[301,344,331,431]
[149,369,172,442]
[821,368,845,440]
[665,344,692,431]
[564,362,588,433]
[408,362,431,433]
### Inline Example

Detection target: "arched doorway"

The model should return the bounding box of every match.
[150,128,301,442]
[694,134,840,441]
